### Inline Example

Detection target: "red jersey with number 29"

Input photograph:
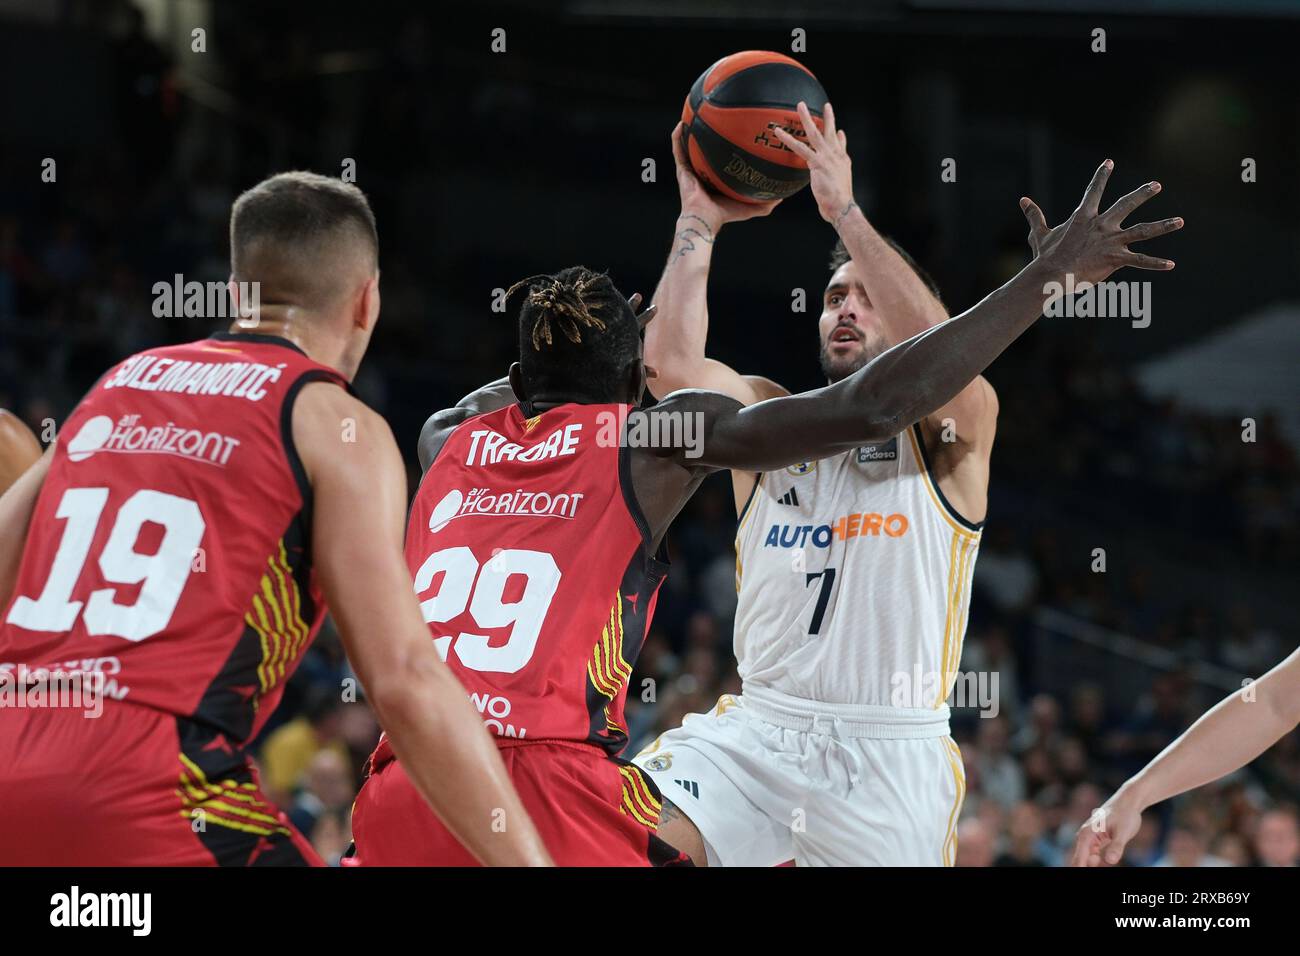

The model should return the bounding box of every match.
[379,402,667,768]
[0,332,349,748]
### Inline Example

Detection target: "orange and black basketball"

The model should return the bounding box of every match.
[681,51,828,204]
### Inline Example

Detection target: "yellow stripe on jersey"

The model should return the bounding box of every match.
[945,536,978,700]
[934,532,961,708]
[245,540,311,698]
[934,533,979,708]
[904,428,981,542]
[734,472,765,591]
[618,765,662,828]
[270,540,310,674]
[177,754,289,837]
[940,737,966,866]
[588,594,632,701]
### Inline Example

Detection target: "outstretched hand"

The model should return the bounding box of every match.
[1022,160,1183,286]
[1071,797,1144,867]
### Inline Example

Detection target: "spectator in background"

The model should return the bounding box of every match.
[309,810,352,867]
[959,625,1022,726]
[1253,807,1300,867]
[956,818,996,867]
[1153,824,1229,867]
[974,716,1025,809]
[259,685,346,806]
[972,525,1039,616]
[1012,694,1063,755]
[1211,832,1250,867]
[288,748,355,838]
[994,802,1054,866]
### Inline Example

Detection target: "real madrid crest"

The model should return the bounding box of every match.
[644,753,673,772]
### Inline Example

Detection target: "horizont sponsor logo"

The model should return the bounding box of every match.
[66,414,239,466]
[428,486,585,532]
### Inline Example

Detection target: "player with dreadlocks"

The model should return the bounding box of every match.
[352,172,1172,863]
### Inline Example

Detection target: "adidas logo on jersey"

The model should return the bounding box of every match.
[674,779,699,799]
[777,488,800,507]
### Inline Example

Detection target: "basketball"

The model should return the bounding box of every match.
[681,50,828,203]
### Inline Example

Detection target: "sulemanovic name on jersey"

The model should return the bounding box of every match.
[103,354,287,402]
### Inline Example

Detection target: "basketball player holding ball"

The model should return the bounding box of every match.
[634,54,1183,866]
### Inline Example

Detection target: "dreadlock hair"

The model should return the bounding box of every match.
[828,236,944,309]
[507,266,641,404]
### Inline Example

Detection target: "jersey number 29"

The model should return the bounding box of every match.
[412,546,561,674]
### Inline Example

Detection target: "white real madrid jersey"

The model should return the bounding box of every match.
[733,424,982,708]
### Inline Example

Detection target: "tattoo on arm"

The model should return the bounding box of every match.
[667,214,715,266]
[658,797,685,827]
[833,200,858,231]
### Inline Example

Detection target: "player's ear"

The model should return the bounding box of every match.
[627,359,647,406]
[508,363,528,403]
[356,273,380,331]
[227,275,251,327]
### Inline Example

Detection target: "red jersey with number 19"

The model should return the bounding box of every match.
[0,332,348,866]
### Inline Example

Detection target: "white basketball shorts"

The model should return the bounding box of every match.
[633,686,966,866]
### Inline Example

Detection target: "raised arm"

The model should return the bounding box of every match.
[655,161,1181,473]
[644,124,786,406]
[774,102,995,447]
[1072,648,1300,867]
[296,383,551,866]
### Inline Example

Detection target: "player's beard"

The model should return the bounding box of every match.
[819,336,885,384]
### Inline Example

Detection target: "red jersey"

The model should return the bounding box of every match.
[372,402,667,771]
[0,332,349,748]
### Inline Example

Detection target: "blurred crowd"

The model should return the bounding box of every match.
[2,1,1297,867]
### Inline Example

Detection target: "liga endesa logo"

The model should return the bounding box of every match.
[763,510,909,549]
